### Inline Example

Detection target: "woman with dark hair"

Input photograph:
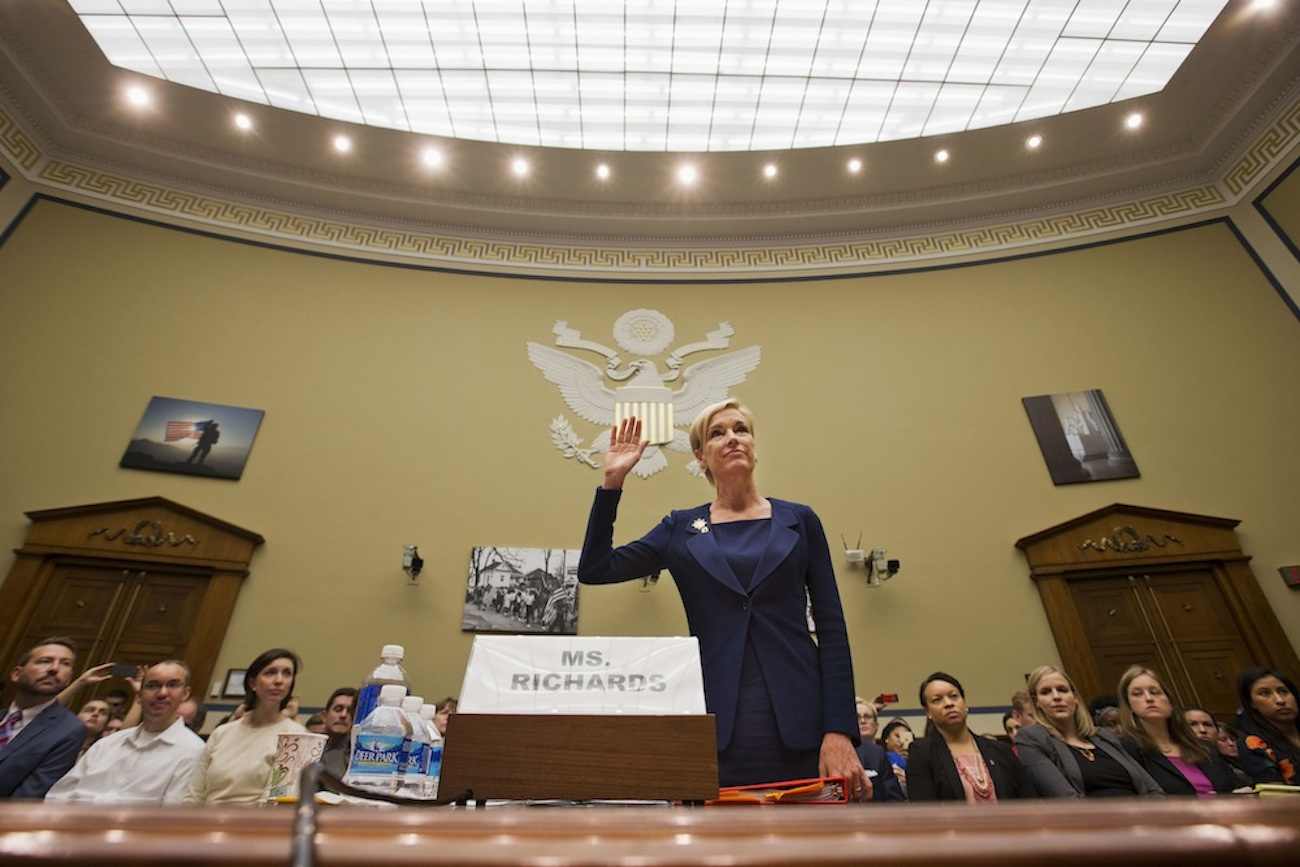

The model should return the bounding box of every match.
[185,649,305,805]
[1115,666,1239,796]
[1234,667,1300,785]
[878,718,913,790]
[907,672,1033,803]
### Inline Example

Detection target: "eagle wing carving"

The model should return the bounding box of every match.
[527,342,617,426]
[671,346,762,425]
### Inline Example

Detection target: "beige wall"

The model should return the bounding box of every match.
[1,199,1297,719]
[1261,158,1300,256]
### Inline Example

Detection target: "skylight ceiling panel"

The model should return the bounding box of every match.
[625,71,671,149]
[922,81,984,134]
[1158,0,1229,43]
[477,1,531,72]
[750,76,806,149]
[118,0,172,11]
[672,3,725,77]
[623,0,676,76]
[183,17,268,104]
[573,1,624,74]
[666,73,714,151]
[131,16,214,91]
[967,82,1027,128]
[168,0,226,12]
[1113,41,1192,100]
[1015,36,1100,120]
[79,15,164,77]
[707,75,763,151]
[223,5,297,67]
[350,68,409,130]
[320,0,389,68]
[486,69,540,146]
[395,70,454,135]
[1110,0,1179,41]
[69,1,125,12]
[835,80,894,144]
[989,0,1075,86]
[255,68,316,112]
[425,0,486,70]
[877,81,942,141]
[716,0,778,76]
[791,78,851,148]
[273,2,344,69]
[1061,0,1127,38]
[901,0,979,83]
[372,1,436,68]
[763,0,824,78]
[533,70,582,148]
[579,71,624,149]
[945,0,1023,84]
[855,1,926,80]
[808,1,875,78]
[440,69,497,142]
[526,0,581,72]
[301,69,364,122]
[1062,39,1143,111]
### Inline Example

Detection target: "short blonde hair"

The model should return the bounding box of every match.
[1027,664,1095,739]
[688,398,755,485]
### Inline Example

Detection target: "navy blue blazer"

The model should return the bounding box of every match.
[856,739,907,802]
[578,488,858,752]
[0,702,84,799]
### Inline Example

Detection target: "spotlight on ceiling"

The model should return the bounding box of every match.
[677,164,698,186]
[332,134,352,153]
[1251,0,1278,10]
[934,149,950,163]
[595,163,611,180]
[847,158,863,174]
[1026,134,1042,150]
[233,113,253,132]
[125,84,151,109]
[421,146,443,169]
[762,163,778,179]
[511,157,530,177]
[1125,112,1144,130]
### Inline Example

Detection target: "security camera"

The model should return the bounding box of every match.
[402,545,424,582]
[866,547,901,587]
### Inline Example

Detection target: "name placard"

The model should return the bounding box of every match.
[458,636,706,715]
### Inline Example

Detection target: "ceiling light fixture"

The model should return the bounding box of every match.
[677,164,698,186]
[421,146,443,169]
[1026,134,1042,150]
[934,149,950,163]
[847,158,863,174]
[762,163,778,179]
[511,157,530,177]
[233,113,253,132]
[1125,112,1144,130]
[125,85,150,108]
[1251,0,1278,10]
[595,163,611,180]
[332,134,351,153]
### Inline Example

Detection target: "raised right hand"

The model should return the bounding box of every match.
[602,417,647,489]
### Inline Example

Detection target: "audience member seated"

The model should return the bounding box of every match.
[178,698,206,735]
[282,696,300,720]
[1002,711,1022,741]
[103,687,132,720]
[1010,690,1036,733]
[103,718,124,737]
[880,718,913,790]
[856,696,880,742]
[1,637,86,799]
[907,672,1033,804]
[304,714,327,734]
[1234,667,1300,786]
[75,699,111,756]
[1015,665,1162,798]
[319,687,357,778]
[1115,666,1239,797]
[434,697,457,736]
[46,660,205,804]
[851,703,904,803]
[1089,695,1121,733]
[185,648,305,805]
[1184,707,1253,789]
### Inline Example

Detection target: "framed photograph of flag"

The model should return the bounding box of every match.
[119,396,265,481]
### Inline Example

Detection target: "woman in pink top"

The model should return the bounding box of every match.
[1116,666,1240,797]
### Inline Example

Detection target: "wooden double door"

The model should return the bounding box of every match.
[1070,567,1256,718]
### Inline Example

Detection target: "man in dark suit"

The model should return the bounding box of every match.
[0,637,86,798]
[856,739,907,802]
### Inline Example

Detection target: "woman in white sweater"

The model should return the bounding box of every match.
[185,648,305,805]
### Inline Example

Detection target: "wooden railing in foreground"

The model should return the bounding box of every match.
[1,798,1298,866]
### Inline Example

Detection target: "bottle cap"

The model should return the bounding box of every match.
[381,644,405,659]
[401,696,422,712]
[378,684,407,705]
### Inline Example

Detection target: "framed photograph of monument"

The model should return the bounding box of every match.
[119,396,265,481]
[1022,389,1140,486]
[462,546,581,635]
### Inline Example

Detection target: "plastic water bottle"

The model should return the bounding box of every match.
[353,644,408,726]
[343,684,410,792]
[399,695,429,797]
[420,703,444,798]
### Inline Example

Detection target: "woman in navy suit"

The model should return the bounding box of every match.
[578,399,868,796]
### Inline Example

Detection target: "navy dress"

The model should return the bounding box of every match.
[712,518,821,786]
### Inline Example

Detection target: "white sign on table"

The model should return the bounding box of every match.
[458,635,706,715]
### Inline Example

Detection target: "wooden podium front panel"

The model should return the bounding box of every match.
[439,713,718,802]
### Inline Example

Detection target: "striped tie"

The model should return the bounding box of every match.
[0,710,22,748]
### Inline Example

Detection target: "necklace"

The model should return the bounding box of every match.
[1072,744,1097,762]
[955,754,994,799]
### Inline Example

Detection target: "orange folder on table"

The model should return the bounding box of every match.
[708,776,848,805]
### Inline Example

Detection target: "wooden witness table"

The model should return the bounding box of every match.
[1,799,1298,866]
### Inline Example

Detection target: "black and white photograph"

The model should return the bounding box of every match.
[1022,389,1140,486]
[462,546,581,634]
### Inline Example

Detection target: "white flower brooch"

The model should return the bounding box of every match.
[691,518,710,534]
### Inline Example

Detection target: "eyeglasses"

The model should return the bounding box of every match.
[141,680,187,692]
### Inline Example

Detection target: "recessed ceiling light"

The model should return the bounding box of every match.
[1026,134,1042,150]
[125,85,150,108]
[762,163,778,179]
[595,163,611,180]
[677,164,698,186]
[934,149,950,163]
[847,158,863,174]
[421,146,443,169]
[511,157,530,177]
[233,113,253,132]
[1125,112,1144,130]
[332,134,351,153]
[1252,0,1278,10]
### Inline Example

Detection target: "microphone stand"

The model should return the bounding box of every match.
[289,762,324,867]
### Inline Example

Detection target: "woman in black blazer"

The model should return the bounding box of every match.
[1116,666,1241,796]
[906,672,1034,803]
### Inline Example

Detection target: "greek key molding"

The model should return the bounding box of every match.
[0,104,39,171]
[1224,98,1300,196]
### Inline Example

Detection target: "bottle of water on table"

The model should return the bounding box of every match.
[352,644,408,726]
[343,684,410,793]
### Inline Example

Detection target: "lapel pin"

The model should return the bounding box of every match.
[692,518,709,534]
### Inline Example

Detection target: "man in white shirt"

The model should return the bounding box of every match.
[46,660,204,804]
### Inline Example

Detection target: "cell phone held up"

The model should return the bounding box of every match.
[874,693,899,706]
[109,663,137,678]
